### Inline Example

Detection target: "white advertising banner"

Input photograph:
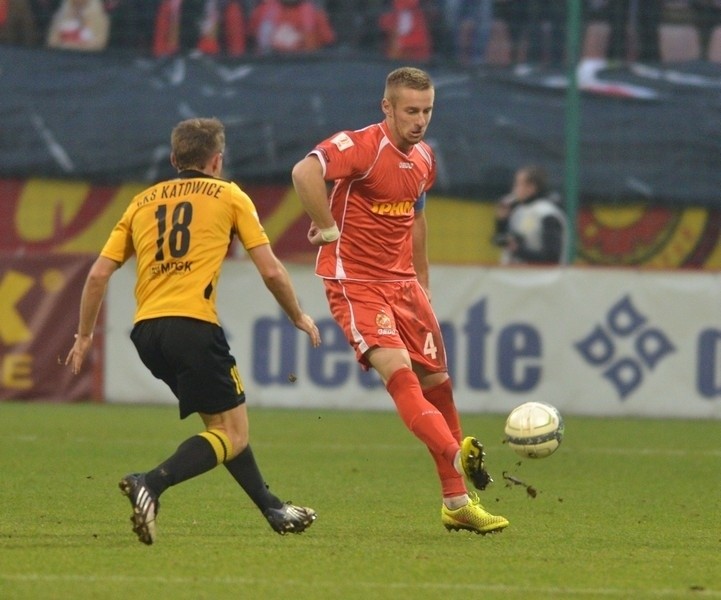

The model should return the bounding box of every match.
[105,261,721,419]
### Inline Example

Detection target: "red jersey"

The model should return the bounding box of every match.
[310,121,436,281]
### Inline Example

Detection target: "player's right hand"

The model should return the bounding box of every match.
[307,222,338,246]
[294,313,321,348]
[307,223,321,245]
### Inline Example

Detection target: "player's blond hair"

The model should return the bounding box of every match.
[171,117,225,171]
[384,67,434,104]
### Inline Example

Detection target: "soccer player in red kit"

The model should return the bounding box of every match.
[292,67,509,534]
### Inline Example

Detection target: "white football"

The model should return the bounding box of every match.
[504,401,564,459]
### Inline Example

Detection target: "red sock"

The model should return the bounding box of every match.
[423,378,462,441]
[386,368,459,465]
[423,378,467,498]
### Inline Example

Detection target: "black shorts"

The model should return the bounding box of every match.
[130,317,246,419]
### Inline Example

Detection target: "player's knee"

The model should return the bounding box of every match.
[419,371,449,390]
[225,432,248,460]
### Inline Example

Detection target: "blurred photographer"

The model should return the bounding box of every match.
[492,165,567,265]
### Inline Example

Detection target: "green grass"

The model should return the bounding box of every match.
[0,402,719,600]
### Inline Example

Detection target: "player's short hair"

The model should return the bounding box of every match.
[171,117,225,171]
[384,67,434,104]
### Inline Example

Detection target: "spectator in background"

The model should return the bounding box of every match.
[492,165,566,265]
[0,0,39,46]
[103,0,159,53]
[195,0,246,56]
[692,0,721,57]
[324,0,384,51]
[583,0,630,62]
[30,0,61,41]
[46,0,109,51]
[248,0,335,55]
[529,0,566,67]
[583,1,663,63]
[630,0,661,61]
[418,0,446,59]
[495,0,566,68]
[152,0,204,57]
[455,0,493,65]
[493,0,526,63]
[379,0,431,61]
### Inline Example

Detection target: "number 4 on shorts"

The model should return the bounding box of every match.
[423,332,437,360]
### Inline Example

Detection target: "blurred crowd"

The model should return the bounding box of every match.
[1,0,721,64]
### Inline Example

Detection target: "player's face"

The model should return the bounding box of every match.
[383,87,434,153]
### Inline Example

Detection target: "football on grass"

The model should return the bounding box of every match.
[504,401,564,459]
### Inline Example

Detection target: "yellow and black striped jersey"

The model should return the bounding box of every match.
[101,171,269,325]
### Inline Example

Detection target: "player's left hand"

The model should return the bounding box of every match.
[65,334,93,374]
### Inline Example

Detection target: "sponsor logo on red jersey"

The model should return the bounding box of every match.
[370,200,414,216]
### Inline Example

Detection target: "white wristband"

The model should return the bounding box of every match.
[319,223,340,242]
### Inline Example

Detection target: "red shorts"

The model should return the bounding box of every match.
[323,278,447,372]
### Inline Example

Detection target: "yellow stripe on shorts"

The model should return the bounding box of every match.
[230,365,244,395]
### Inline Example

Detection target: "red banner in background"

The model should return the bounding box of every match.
[3,177,721,268]
[0,254,101,402]
[0,178,314,262]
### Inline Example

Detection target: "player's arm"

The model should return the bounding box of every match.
[247,243,321,347]
[65,255,121,374]
[412,207,430,298]
[291,155,339,246]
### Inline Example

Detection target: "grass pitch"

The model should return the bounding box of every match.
[0,402,719,600]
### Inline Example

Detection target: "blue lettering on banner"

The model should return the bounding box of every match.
[253,312,384,388]
[465,298,541,392]
[497,324,541,391]
[464,298,493,390]
[251,299,545,394]
[252,313,298,385]
[308,320,351,386]
[440,322,456,382]
[697,329,721,398]
[250,297,719,404]
[574,295,676,400]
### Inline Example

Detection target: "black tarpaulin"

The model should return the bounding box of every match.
[3,46,721,207]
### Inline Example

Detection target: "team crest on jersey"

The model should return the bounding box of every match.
[376,312,395,335]
[330,132,354,151]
